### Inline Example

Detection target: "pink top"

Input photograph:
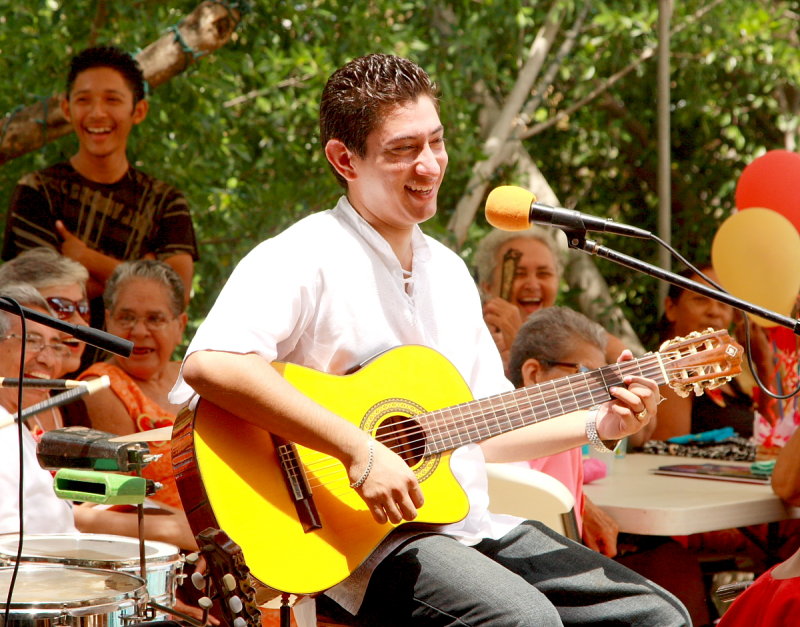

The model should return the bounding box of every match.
[528,448,585,533]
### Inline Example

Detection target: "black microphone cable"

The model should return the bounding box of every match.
[1,297,27,627]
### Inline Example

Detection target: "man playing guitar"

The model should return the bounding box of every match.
[170,54,689,626]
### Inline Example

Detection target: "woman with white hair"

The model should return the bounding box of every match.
[475,228,626,371]
[0,247,90,375]
[78,259,187,509]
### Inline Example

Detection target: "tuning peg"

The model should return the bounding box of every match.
[191,571,206,590]
[228,595,243,614]
[233,618,247,627]
[198,597,213,611]
[222,573,237,592]
[185,552,200,564]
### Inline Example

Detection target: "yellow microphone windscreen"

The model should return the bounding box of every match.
[485,186,536,231]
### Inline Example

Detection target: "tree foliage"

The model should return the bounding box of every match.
[1,0,797,350]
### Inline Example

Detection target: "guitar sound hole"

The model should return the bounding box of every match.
[375,416,426,467]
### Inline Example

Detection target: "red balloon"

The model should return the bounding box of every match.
[735,149,800,233]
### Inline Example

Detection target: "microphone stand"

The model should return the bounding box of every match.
[0,297,133,357]
[561,230,800,336]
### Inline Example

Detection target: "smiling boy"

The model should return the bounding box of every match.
[2,46,197,316]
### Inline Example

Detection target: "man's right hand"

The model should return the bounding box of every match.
[350,439,424,525]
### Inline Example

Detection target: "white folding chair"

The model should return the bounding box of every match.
[485,462,581,541]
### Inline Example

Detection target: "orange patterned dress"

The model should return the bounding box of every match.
[78,362,181,509]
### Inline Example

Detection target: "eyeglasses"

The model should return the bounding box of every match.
[46,296,90,321]
[1,333,72,358]
[540,359,591,374]
[111,311,174,331]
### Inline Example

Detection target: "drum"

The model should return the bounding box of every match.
[0,534,181,609]
[0,564,146,627]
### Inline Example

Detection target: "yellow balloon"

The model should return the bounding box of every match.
[712,208,800,327]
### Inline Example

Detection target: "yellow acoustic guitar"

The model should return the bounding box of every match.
[172,328,742,595]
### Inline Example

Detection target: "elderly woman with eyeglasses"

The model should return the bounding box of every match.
[474,228,628,374]
[0,247,90,375]
[78,259,188,508]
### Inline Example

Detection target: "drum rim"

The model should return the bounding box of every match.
[0,533,180,568]
[0,564,146,609]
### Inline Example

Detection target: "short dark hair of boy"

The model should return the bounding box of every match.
[66,45,146,104]
[319,53,438,188]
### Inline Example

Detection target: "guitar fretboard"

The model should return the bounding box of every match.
[420,354,665,454]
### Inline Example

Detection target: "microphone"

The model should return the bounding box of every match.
[0,375,111,429]
[485,185,652,239]
[0,298,133,357]
[0,377,93,389]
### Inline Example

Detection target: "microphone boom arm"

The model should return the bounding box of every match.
[0,298,132,357]
[563,231,800,336]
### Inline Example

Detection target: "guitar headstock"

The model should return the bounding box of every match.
[659,328,743,398]
[193,527,263,627]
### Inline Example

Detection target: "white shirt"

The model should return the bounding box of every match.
[171,197,521,611]
[0,411,76,535]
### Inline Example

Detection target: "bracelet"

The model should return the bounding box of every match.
[350,439,375,489]
[585,407,616,453]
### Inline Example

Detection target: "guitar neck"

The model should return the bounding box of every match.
[422,353,665,454]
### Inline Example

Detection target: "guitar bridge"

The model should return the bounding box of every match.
[272,435,322,532]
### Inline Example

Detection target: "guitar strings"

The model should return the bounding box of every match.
[300,357,690,491]
[301,355,694,490]
[298,351,717,492]
[305,364,662,492]
[303,340,735,490]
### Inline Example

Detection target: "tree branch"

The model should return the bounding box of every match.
[520,2,590,124]
[88,0,109,46]
[520,0,725,140]
[447,0,566,244]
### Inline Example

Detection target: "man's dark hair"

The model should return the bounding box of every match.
[66,46,146,104]
[319,53,439,188]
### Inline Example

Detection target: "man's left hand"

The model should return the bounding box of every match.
[596,349,660,441]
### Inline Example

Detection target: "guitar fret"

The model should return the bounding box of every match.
[544,380,564,417]
[472,409,486,442]
[497,392,516,433]
[432,410,447,454]
[481,396,503,440]
[576,370,594,406]
[459,401,477,444]
[511,389,529,430]
[437,407,458,451]
[608,363,625,389]
[566,374,580,411]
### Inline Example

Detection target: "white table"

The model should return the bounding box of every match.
[583,453,799,536]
